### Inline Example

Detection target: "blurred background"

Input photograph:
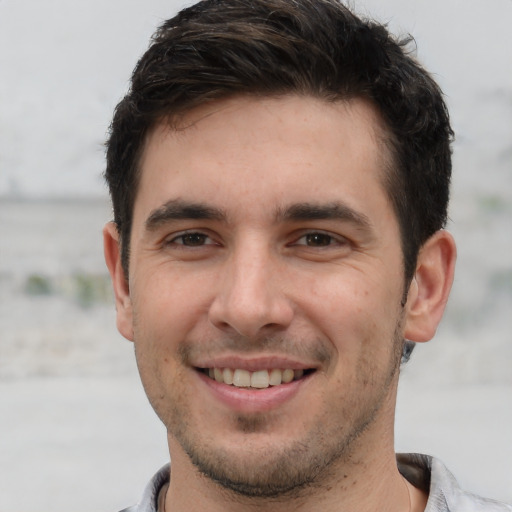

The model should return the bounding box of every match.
[0,0,511,510]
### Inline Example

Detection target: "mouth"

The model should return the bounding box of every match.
[197,367,315,389]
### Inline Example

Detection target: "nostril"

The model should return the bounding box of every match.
[208,283,294,338]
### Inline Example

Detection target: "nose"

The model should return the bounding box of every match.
[208,246,294,338]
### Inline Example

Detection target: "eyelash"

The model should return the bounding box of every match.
[292,231,347,248]
[166,231,217,247]
[165,230,348,249]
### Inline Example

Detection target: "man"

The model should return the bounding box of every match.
[103,0,511,510]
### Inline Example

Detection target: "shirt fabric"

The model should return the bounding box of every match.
[120,453,512,512]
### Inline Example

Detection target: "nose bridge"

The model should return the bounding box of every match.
[231,240,272,304]
[209,235,293,337]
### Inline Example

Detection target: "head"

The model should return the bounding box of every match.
[105,0,453,287]
[103,0,456,502]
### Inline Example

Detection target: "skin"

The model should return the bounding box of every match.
[104,95,456,512]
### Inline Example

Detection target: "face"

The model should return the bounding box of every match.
[114,96,410,497]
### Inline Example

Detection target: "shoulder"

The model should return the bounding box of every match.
[118,464,170,512]
[398,453,512,512]
[443,492,512,512]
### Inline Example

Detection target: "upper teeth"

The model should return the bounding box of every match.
[207,368,304,388]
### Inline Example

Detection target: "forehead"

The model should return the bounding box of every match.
[135,95,393,224]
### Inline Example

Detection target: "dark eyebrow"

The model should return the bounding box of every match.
[277,202,373,230]
[145,199,226,231]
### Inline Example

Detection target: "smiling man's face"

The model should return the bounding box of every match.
[106,95,413,497]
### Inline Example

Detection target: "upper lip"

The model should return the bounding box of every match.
[192,354,318,372]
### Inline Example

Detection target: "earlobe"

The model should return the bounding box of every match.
[404,230,456,343]
[103,222,135,341]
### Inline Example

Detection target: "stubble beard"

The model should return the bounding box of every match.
[157,322,405,501]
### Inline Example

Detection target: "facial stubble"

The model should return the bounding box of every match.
[145,320,405,502]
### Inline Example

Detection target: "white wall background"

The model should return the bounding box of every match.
[1,0,512,198]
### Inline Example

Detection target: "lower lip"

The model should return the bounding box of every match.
[197,371,311,413]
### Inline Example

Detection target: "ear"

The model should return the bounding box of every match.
[404,230,456,342]
[103,222,134,341]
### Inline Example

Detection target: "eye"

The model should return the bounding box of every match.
[302,233,334,247]
[294,232,345,247]
[168,232,215,247]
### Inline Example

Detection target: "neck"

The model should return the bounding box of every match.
[164,377,427,512]
[165,434,417,512]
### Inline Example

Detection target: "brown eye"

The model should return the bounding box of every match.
[305,233,333,246]
[181,233,208,246]
[170,232,211,246]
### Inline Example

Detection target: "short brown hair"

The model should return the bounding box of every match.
[105,0,453,284]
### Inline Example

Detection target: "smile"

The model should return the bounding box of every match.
[200,367,313,389]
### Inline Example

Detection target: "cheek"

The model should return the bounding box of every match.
[305,271,375,328]
[304,270,401,354]
[132,267,211,340]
